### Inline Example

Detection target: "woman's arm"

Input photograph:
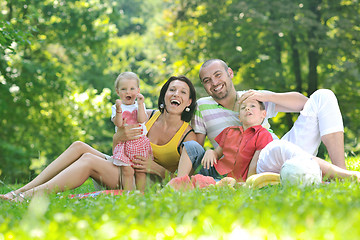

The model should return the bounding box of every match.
[195,133,206,146]
[247,150,261,178]
[178,126,197,155]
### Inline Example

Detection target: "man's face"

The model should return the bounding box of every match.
[199,61,234,101]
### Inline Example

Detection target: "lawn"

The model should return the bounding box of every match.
[1,157,360,240]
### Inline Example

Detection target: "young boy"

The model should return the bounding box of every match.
[177,98,273,182]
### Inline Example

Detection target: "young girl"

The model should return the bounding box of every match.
[111,72,152,192]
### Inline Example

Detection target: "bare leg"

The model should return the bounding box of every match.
[314,157,359,180]
[2,141,106,199]
[177,148,194,177]
[122,166,135,191]
[135,171,146,192]
[17,153,120,199]
[321,132,346,169]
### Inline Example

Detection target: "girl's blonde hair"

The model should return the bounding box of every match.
[115,72,140,89]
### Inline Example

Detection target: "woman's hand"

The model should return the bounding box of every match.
[132,154,157,175]
[113,120,142,144]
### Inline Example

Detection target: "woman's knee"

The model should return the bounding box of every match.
[77,153,99,166]
[70,141,89,151]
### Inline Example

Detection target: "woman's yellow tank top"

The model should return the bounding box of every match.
[145,111,189,173]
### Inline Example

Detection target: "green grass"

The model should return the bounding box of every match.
[1,157,360,240]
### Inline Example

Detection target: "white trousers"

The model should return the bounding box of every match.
[281,89,343,156]
[257,140,313,174]
[256,89,344,174]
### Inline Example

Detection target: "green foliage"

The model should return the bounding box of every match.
[0,0,165,182]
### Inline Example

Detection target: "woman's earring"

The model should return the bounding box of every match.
[160,103,164,109]
[185,107,190,112]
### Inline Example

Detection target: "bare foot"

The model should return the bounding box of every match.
[0,191,17,201]
[0,191,27,203]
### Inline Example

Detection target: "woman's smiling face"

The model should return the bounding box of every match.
[164,80,192,114]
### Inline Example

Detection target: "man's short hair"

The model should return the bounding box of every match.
[199,59,229,80]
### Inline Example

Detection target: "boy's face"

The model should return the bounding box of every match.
[116,78,140,105]
[238,99,266,127]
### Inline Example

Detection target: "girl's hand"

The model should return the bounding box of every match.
[115,99,122,113]
[137,93,145,104]
[201,150,217,169]
[132,154,155,174]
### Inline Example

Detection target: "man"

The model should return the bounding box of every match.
[192,59,346,169]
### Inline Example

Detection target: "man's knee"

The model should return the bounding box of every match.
[312,89,337,102]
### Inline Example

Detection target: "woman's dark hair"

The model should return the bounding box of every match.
[158,75,197,122]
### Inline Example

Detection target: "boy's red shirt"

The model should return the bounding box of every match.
[214,125,273,181]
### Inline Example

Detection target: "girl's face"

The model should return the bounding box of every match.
[116,78,140,105]
[239,99,266,128]
[164,80,192,115]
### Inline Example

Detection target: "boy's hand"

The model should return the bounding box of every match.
[137,93,145,104]
[201,150,218,169]
[115,99,122,113]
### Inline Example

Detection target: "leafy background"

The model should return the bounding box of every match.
[1,0,360,183]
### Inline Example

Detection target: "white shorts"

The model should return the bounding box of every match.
[256,140,314,174]
[281,89,343,156]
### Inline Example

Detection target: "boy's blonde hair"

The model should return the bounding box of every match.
[115,72,140,89]
[239,100,266,111]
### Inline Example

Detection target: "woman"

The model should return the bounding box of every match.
[1,76,198,202]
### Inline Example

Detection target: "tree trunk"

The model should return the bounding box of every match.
[307,0,322,96]
[307,50,318,95]
[290,33,302,93]
[273,33,294,130]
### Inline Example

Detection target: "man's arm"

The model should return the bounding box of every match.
[239,90,308,113]
[271,92,308,112]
